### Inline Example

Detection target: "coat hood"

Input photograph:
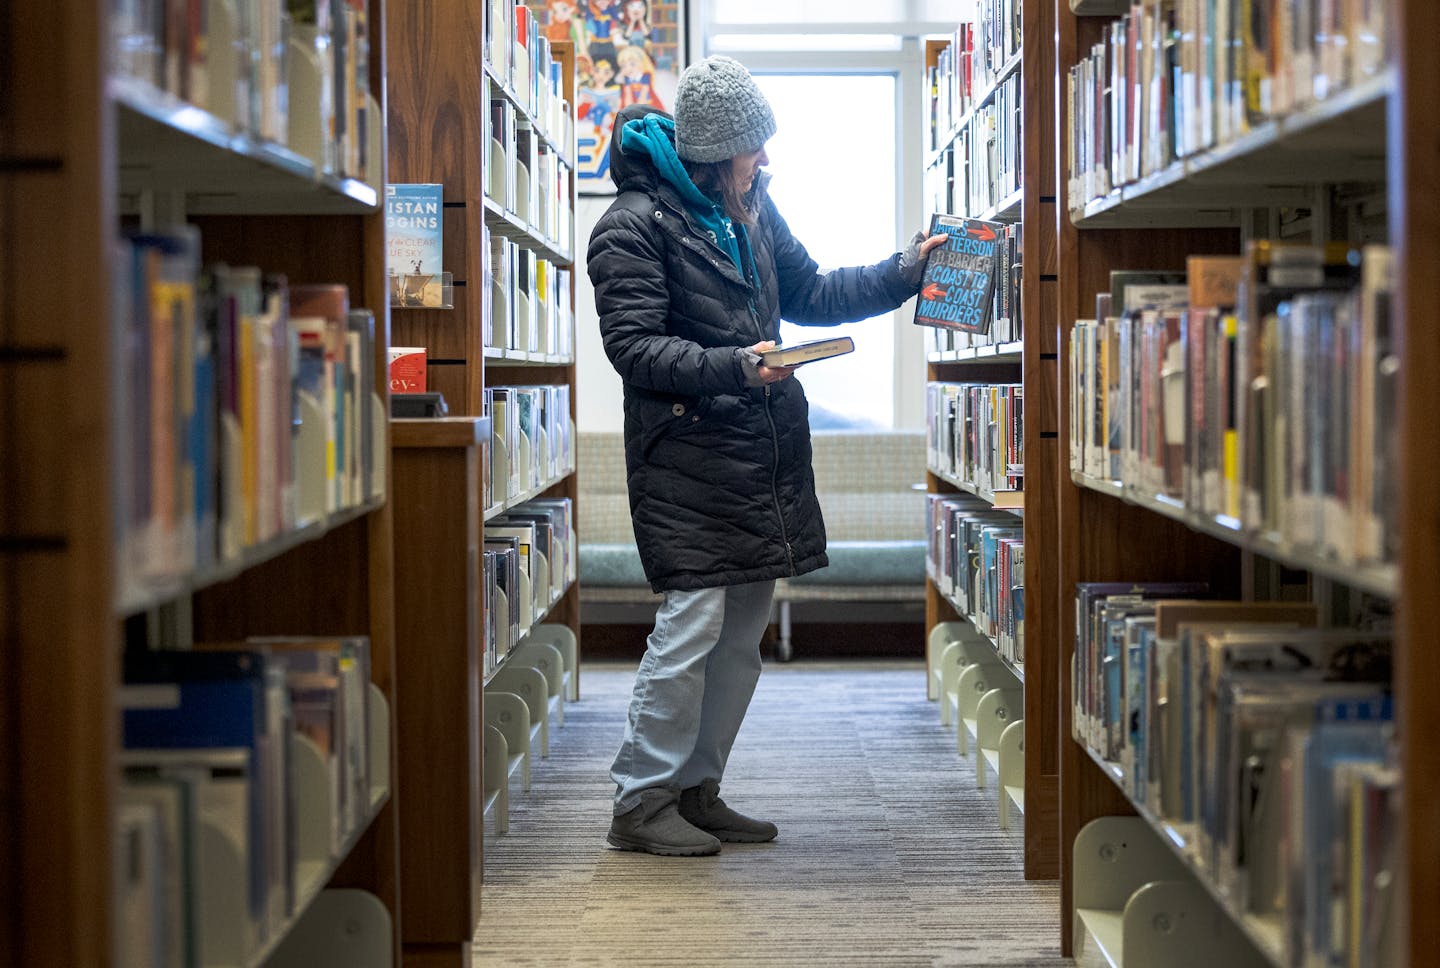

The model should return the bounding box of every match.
[610,106,753,278]
[608,103,670,193]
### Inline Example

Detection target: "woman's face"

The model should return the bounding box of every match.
[731,146,769,192]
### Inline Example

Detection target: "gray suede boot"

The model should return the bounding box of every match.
[608,788,722,856]
[679,779,778,843]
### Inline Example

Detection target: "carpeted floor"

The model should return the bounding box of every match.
[472,660,1069,967]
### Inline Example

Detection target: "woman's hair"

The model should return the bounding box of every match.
[685,158,758,226]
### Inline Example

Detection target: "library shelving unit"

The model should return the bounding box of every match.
[4,1,399,966]
[385,3,579,964]
[921,0,1060,879]
[1052,0,1438,964]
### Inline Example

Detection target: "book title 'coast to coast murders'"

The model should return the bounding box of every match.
[914,215,1002,335]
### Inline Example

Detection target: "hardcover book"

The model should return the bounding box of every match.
[913,214,1005,335]
[385,183,447,308]
[760,336,854,368]
[388,347,427,394]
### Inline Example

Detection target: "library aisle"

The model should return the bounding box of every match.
[474,661,1066,967]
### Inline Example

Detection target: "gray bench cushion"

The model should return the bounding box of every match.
[577,431,929,606]
[784,540,927,585]
[579,543,649,587]
[579,540,926,589]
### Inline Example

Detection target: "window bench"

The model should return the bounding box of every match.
[578,430,926,660]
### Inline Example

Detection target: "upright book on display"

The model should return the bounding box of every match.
[385,183,451,308]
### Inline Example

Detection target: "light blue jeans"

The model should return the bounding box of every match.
[611,580,776,815]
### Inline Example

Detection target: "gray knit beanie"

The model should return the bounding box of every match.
[673,55,777,162]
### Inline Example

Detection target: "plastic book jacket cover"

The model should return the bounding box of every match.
[386,183,445,307]
[388,347,426,393]
[913,214,1004,335]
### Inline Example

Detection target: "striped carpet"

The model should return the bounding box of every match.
[473,659,1069,967]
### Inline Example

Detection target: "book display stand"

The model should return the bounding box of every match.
[3,1,400,965]
[1071,817,1270,968]
[385,3,580,964]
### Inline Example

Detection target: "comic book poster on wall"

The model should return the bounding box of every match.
[528,0,685,194]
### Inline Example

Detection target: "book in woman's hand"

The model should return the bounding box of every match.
[759,336,855,368]
[913,213,1004,335]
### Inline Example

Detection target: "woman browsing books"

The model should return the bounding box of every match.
[588,55,945,857]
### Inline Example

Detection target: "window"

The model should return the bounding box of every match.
[710,33,903,53]
[712,0,902,22]
[709,0,931,25]
[750,73,898,430]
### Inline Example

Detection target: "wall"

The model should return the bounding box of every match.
[576,195,626,434]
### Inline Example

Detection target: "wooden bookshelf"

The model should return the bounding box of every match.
[390,417,488,964]
[385,3,579,963]
[3,1,399,966]
[1053,1,1432,963]
[1394,5,1440,963]
[482,37,583,677]
[921,0,1060,880]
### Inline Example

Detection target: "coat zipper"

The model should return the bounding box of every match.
[753,300,795,575]
[658,195,749,285]
[761,384,796,575]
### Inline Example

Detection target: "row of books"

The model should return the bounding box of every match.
[926,493,1025,667]
[488,93,573,250]
[485,384,575,510]
[1073,586,1397,968]
[1068,245,1397,570]
[933,72,1022,220]
[925,382,1024,497]
[111,0,372,179]
[1067,0,1390,209]
[119,636,377,967]
[486,224,575,359]
[926,0,1022,152]
[484,0,574,154]
[116,228,382,597]
[484,497,576,677]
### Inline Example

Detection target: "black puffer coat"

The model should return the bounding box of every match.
[587,105,919,592]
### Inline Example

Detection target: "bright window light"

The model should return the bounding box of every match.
[710,33,903,52]
[752,73,899,430]
[710,0,907,24]
[916,0,965,19]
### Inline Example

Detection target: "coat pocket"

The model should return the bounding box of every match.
[633,393,711,459]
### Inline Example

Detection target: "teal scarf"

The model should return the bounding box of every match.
[621,113,754,280]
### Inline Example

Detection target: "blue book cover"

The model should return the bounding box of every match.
[385,183,445,307]
[122,649,271,938]
[193,317,216,570]
[1300,715,1392,962]
[1103,616,1127,759]
[1126,620,1153,802]
[913,214,1005,335]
